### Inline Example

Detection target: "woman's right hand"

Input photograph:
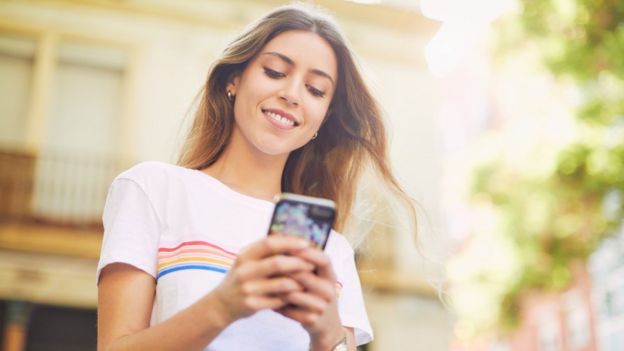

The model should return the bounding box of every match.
[97,236,313,351]
[209,235,315,323]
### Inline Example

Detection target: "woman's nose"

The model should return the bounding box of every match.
[278,80,300,106]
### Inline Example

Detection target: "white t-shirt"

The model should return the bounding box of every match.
[97,161,373,350]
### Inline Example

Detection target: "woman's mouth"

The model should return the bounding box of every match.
[262,108,299,129]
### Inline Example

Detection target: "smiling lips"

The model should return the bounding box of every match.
[262,108,299,129]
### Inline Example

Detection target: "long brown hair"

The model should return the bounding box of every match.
[178,4,415,233]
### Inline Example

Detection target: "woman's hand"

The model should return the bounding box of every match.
[210,235,315,324]
[275,248,347,350]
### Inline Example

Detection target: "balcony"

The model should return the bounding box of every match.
[0,147,128,308]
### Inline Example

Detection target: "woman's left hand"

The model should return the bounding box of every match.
[274,247,347,350]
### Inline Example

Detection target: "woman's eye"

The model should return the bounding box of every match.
[263,67,285,79]
[306,84,326,98]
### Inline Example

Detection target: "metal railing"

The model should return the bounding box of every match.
[0,147,128,229]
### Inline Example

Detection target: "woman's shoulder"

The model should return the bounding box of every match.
[120,160,181,175]
[114,161,192,189]
[325,230,355,258]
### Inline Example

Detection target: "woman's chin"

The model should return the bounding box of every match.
[253,138,305,157]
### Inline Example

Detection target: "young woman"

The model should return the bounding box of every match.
[97,4,412,351]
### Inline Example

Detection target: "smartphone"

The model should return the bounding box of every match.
[267,193,336,250]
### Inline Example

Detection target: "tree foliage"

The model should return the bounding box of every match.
[461,0,624,334]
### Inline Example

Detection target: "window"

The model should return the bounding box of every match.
[536,311,561,351]
[607,331,624,351]
[562,289,590,350]
[33,41,127,223]
[44,41,126,154]
[0,33,35,147]
[605,269,624,318]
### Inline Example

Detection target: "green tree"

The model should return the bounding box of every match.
[457,0,624,334]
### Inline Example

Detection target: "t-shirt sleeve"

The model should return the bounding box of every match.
[327,233,374,346]
[96,177,163,284]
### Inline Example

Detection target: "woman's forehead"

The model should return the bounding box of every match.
[260,30,338,80]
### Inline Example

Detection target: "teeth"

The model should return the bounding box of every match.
[266,111,294,127]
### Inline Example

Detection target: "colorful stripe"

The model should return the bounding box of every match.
[157,241,237,279]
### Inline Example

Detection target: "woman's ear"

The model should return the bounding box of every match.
[322,106,333,124]
[227,74,241,95]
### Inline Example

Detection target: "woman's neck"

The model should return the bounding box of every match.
[202,133,288,201]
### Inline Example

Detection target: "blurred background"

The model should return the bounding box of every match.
[0,0,622,350]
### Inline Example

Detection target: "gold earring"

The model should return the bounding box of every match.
[227,90,234,101]
[311,132,318,140]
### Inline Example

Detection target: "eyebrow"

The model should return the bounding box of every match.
[262,51,335,86]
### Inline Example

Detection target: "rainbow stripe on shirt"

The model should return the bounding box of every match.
[157,240,237,279]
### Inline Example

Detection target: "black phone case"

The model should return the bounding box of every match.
[267,197,336,250]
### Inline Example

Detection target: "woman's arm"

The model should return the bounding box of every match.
[98,264,232,351]
[98,236,314,351]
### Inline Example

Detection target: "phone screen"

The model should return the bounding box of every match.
[268,197,335,250]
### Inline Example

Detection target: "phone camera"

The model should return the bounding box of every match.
[310,206,332,219]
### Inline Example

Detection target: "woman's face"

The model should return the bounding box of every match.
[228,30,337,157]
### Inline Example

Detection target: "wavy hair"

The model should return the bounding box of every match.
[178,4,415,233]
